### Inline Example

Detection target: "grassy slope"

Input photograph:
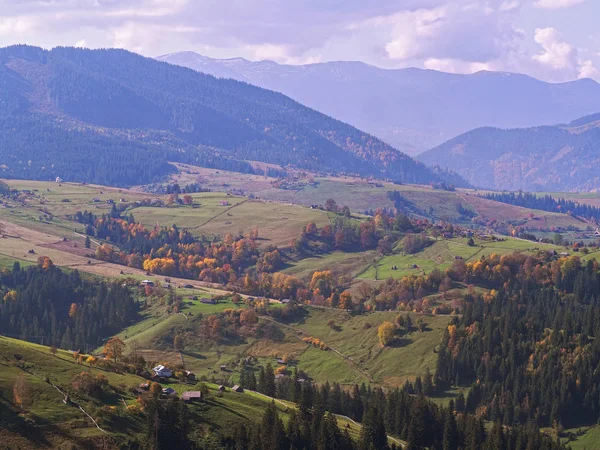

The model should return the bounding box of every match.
[0,336,146,447]
[287,309,449,387]
[0,336,400,447]
[564,425,600,450]
[169,165,592,230]
[360,236,565,280]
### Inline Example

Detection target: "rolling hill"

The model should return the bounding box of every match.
[419,114,600,191]
[157,51,600,156]
[0,45,458,187]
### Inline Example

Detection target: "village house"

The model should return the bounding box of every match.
[232,385,244,393]
[181,391,202,402]
[183,370,196,383]
[161,387,177,397]
[152,364,173,378]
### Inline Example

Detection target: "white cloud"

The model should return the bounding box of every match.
[579,59,599,79]
[0,0,598,82]
[423,58,491,73]
[533,27,578,70]
[382,2,522,64]
[75,39,88,48]
[534,0,585,9]
[499,1,521,11]
[0,17,36,37]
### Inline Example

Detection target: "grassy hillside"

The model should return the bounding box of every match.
[360,236,565,280]
[0,336,147,447]
[169,164,593,231]
[0,336,404,448]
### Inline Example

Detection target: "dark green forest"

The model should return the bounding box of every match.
[0,45,463,187]
[0,262,139,351]
[481,191,600,222]
[436,255,600,430]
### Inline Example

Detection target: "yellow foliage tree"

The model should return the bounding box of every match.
[3,290,17,302]
[103,336,126,362]
[378,321,396,346]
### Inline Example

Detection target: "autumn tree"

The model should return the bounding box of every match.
[174,334,185,351]
[13,374,30,410]
[182,194,193,205]
[240,308,258,326]
[378,321,396,346]
[68,302,78,318]
[103,336,126,362]
[3,290,17,302]
[37,256,54,270]
[325,198,338,212]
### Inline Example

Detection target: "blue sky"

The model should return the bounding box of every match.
[0,0,598,81]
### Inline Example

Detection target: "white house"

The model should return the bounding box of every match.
[152,364,173,378]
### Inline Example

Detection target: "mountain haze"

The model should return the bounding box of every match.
[0,45,455,187]
[419,114,600,191]
[157,51,600,155]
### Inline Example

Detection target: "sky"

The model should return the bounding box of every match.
[0,0,598,82]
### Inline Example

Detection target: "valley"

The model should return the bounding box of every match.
[2,172,600,448]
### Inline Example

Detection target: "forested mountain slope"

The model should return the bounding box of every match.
[158,51,600,156]
[0,45,455,187]
[419,114,600,191]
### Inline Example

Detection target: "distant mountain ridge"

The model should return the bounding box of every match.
[0,45,459,187]
[157,51,600,155]
[419,114,600,191]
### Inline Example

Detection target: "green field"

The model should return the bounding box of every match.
[563,425,600,450]
[360,236,565,280]
[284,308,450,387]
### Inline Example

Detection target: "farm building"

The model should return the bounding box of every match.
[162,387,176,397]
[232,385,244,393]
[184,370,196,383]
[152,364,173,378]
[141,280,155,286]
[201,298,216,304]
[181,391,202,402]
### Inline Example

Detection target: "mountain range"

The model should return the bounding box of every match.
[0,45,459,187]
[419,113,600,192]
[157,51,600,156]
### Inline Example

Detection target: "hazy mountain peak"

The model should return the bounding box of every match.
[157,51,600,156]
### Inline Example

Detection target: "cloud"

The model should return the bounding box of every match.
[533,27,578,70]
[382,2,523,64]
[579,60,599,79]
[0,0,598,82]
[533,0,585,9]
[531,27,599,81]
[75,39,88,48]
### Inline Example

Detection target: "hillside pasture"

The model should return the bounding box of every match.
[360,236,564,280]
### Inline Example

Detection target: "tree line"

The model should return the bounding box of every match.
[0,261,139,351]
[480,191,600,222]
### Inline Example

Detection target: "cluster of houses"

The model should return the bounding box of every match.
[136,364,245,403]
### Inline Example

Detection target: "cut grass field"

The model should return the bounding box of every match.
[360,236,565,280]
[563,425,600,450]
[168,165,594,231]
[1,179,330,249]
[282,250,376,281]
[284,308,450,387]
